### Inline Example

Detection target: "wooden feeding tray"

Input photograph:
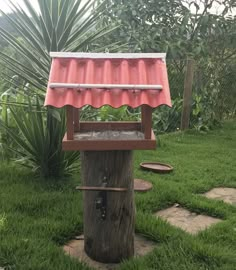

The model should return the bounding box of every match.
[140,162,173,173]
[62,122,156,151]
[62,106,157,151]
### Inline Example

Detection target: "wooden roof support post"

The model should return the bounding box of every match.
[73,108,80,131]
[141,105,152,139]
[66,105,74,140]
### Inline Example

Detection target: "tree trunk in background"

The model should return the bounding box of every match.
[81,150,135,263]
[181,58,195,130]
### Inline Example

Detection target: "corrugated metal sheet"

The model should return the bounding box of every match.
[44,53,171,108]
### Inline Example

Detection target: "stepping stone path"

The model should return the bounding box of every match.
[204,187,236,205]
[63,235,156,270]
[63,187,236,268]
[155,204,222,234]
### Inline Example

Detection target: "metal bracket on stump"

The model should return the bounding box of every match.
[76,186,128,192]
[95,190,107,220]
[76,180,128,221]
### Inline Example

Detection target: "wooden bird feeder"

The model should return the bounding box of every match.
[45,52,171,263]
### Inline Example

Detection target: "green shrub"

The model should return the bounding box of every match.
[0,97,79,178]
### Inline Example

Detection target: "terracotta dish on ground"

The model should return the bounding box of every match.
[134,179,153,192]
[140,162,173,173]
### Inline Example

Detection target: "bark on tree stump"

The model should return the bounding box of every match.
[81,150,135,263]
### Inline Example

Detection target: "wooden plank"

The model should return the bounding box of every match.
[81,150,134,262]
[76,121,142,132]
[62,130,156,151]
[66,106,74,140]
[141,105,152,139]
[181,58,195,130]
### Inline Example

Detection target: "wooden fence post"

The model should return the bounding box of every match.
[181,58,195,130]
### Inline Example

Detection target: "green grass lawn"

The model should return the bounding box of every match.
[0,121,236,270]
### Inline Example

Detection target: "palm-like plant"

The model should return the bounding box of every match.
[0,0,121,178]
[0,0,119,90]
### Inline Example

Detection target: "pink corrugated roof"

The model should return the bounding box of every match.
[44,53,171,108]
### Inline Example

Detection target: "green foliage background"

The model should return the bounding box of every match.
[0,0,121,177]
[0,0,236,176]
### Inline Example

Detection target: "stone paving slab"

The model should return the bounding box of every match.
[204,187,236,205]
[63,235,156,270]
[155,205,222,234]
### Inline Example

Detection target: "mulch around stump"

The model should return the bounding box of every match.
[63,234,156,270]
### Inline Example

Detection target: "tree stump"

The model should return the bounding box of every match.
[81,150,135,263]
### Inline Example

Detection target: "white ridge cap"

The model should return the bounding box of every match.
[50,52,166,59]
[49,83,163,90]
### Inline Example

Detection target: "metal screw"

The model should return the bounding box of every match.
[95,197,103,209]
[102,176,108,185]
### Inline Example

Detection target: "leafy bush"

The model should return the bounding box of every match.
[98,106,139,121]
[152,98,183,134]
[191,92,221,131]
[78,105,139,122]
